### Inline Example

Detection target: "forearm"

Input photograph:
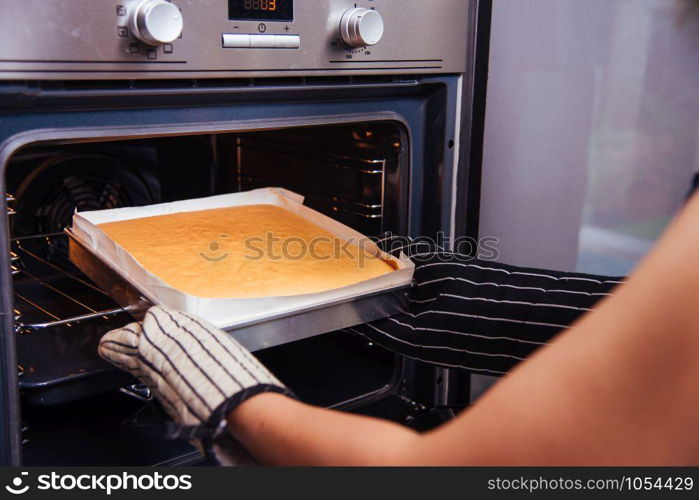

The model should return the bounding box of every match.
[226,392,421,465]
[422,194,699,465]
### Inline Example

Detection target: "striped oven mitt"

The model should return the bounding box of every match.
[349,237,625,376]
[98,306,295,465]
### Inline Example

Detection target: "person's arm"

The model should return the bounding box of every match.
[227,393,420,465]
[226,194,699,465]
[349,249,621,377]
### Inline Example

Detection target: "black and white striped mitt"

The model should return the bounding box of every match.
[98,306,294,465]
[350,236,625,376]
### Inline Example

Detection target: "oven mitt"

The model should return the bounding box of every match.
[351,234,625,375]
[98,305,295,466]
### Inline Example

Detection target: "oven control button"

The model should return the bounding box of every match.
[339,7,384,48]
[130,0,183,46]
[222,34,251,48]
[275,35,300,49]
[249,34,277,48]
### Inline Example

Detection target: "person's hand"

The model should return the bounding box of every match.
[98,305,294,465]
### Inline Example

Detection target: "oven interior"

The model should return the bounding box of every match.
[6,121,445,465]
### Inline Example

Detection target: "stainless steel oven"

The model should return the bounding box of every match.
[0,0,482,465]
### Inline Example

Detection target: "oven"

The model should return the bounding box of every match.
[0,0,481,465]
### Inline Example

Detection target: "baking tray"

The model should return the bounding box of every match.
[69,188,414,328]
[66,231,411,352]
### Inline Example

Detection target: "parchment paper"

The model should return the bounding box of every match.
[70,187,414,329]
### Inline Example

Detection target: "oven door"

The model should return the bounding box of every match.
[0,75,463,465]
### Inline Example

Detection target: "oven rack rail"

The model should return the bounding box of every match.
[236,137,389,221]
[11,233,129,333]
[238,175,384,220]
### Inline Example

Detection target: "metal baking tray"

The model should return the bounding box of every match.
[66,230,411,352]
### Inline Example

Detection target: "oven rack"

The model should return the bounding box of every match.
[11,233,129,333]
[238,175,384,220]
[236,138,389,228]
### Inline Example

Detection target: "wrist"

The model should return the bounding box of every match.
[226,391,294,434]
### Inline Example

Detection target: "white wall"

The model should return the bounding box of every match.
[479,0,699,275]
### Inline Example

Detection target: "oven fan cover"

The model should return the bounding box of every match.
[12,152,157,264]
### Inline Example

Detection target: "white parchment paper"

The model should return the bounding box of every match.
[70,187,414,329]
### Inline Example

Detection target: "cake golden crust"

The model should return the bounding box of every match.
[97,204,394,298]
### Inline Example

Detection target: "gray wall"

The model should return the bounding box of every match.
[479,0,699,275]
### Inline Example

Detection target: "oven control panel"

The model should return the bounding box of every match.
[0,0,468,79]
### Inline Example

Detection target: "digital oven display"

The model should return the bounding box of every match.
[228,0,294,22]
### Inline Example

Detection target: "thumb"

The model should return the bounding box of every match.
[98,321,143,371]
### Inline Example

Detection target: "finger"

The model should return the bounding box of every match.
[98,321,143,370]
[100,321,142,349]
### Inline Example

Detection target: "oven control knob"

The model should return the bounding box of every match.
[339,7,384,48]
[130,0,183,46]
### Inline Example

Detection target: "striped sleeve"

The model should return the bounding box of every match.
[348,251,623,376]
